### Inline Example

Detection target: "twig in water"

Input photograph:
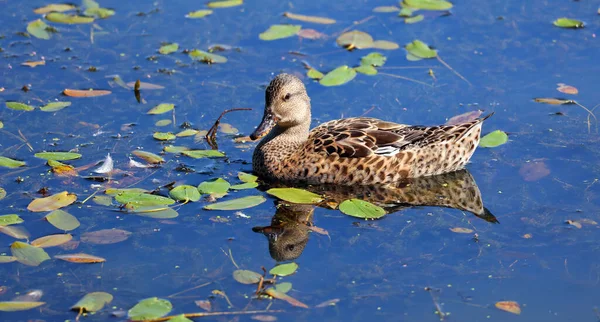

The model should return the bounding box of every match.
[379,72,433,88]
[425,287,445,321]
[437,56,472,87]
[206,108,252,149]
[142,309,284,322]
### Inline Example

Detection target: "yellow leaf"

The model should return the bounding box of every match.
[495,301,521,315]
[27,191,77,212]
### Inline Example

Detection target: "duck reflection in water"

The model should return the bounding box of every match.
[253,169,497,262]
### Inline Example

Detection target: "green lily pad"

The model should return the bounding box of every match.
[230,182,259,190]
[269,262,298,276]
[259,24,302,41]
[339,199,386,219]
[128,206,179,219]
[159,43,179,55]
[84,7,115,19]
[115,192,175,206]
[0,215,24,227]
[169,185,201,202]
[105,188,149,195]
[153,132,176,141]
[148,103,175,114]
[175,129,199,137]
[0,301,45,312]
[307,68,324,79]
[45,209,80,231]
[0,256,17,263]
[10,241,51,266]
[189,49,227,63]
[155,119,172,127]
[204,195,266,210]
[0,156,26,168]
[319,66,357,87]
[207,0,243,8]
[40,101,71,112]
[163,145,190,153]
[405,39,438,59]
[92,195,113,206]
[553,18,584,28]
[198,178,230,194]
[186,10,213,18]
[361,52,387,67]
[34,152,82,161]
[402,0,453,10]
[479,130,508,148]
[168,314,194,322]
[182,150,225,158]
[34,3,76,14]
[275,282,292,293]
[128,297,173,321]
[233,269,262,284]
[71,292,113,313]
[238,172,258,183]
[354,65,378,75]
[405,14,424,24]
[27,19,51,40]
[373,6,400,12]
[0,187,6,200]
[45,12,94,24]
[399,7,415,17]
[266,188,323,204]
[371,40,399,50]
[336,30,374,49]
[6,101,35,111]
[132,150,165,164]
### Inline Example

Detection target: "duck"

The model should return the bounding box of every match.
[250,73,493,185]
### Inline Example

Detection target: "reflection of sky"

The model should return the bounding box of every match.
[0,0,599,321]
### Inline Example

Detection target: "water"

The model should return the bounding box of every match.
[1,0,599,321]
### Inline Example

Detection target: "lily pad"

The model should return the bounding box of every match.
[148,103,175,114]
[0,215,23,227]
[182,150,225,158]
[198,178,230,194]
[259,24,302,41]
[40,101,71,112]
[266,188,323,204]
[233,270,262,284]
[84,7,115,19]
[170,185,201,202]
[132,150,165,164]
[402,0,453,10]
[130,207,179,219]
[45,12,94,24]
[11,241,51,266]
[115,192,175,207]
[207,0,243,8]
[28,191,77,212]
[128,297,173,321]
[186,10,213,18]
[0,156,25,168]
[307,68,324,79]
[336,30,374,49]
[354,65,378,75]
[283,12,335,24]
[27,19,51,40]
[71,292,113,313]
[275,282,293,293]
[339,199,386,219]
[6,101,35,111]
[0,301,45,312]
[479,130,508,148]
[30,233,73,248]
[361,52,387,67]
[158,43,179,55]
[319,66,357,87]
[34,4,76,14]
[553,18,584,28]
[189,49,227,63]
[269,262,298,276]
[371,40,399,50]
[34,152,81,161]
[153,132,176,141]
[81,229,132,245]
[45,209,80,231]
[0,226,30,240]
[405,40,438,59]
[175,129,199,137]
[230,182,259,190]
[204,195,266,210]
[373,6,400,12]
[405,14,425,24]
[0,256,17,263]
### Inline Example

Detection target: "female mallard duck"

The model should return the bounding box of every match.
[250,73,492,185]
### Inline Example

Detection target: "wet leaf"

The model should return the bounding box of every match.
[195,300,211,311]
[126,81,165,90]
[446,110,482,125]
[198,178,230,194]
[266,188,323,204]
[553,18,584,28]
[6,101,35,111]
[259,24,302,41]
[0,301,45,312]
[405,14,424,24]
[556,83,578,95]
[84,7,115,19]
[219,123,239,134]
[0,256,17,263]
[354,65,378,75]
[189,49,227,63]
[479,130,508,148]
[204,195,266,210]
[0,187,5,200]
[269,262,298,276]
[186,10,213,18]
[163,145,190,153]
[264,288,308,308]
[71,292,113,312]
[35,152,81,161]
[93,195,112,206]
[115,192,175,207]
[153,132,176,141]
[11,290,44,302]
[45,12,94,24]
[148,103,175,115]
[371,40,399,50]
[403,0,453,10]
[495,301,521,315]
[55,253,106,263]
[361,52,387,67]
[238,172,258,183]
[339,199,386,219]
[207,0,243,8]
[27,19,51,40]
[405,40,438,59]
[170,185,201,202]
[0,225,30,239]
[319,66,357,87]
[128,297,173,321]
[155,119,171,127]
[283,12,335,24]
[45,209,80,231]
[168,314,194,322]
[0,156,25,168]
[105,188,148,196]
[63,88,111,97]
[0,215,23,227]
[176,129,199,137]
[182,150,225,158]
[159,43,179,55]
[565,220,582,229]
[450,227,474,234]
[31,234,72,248]
[230,182,259,190]
[233,270,262,284]
[297,29,326,39]
[307,68,324,79]
[275,282,292,293]
[315,298,340,308]
[34,4,76,14]
[40,101,71,112]
[132,150,165,164]
[11,241,51,266]
[131,207,179,219]
[519,161,550,182]
[373,6,400,12]
[81,229,132,245]
[21,60,46,67]
[28,191,77,212]
[533,97,575,105]
[336,31,374,49]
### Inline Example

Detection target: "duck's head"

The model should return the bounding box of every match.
[250,73,311,140]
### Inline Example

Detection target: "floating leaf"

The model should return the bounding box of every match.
[45,12,94,24]
[556,83,578,95]
[319,66,357,87]
[168,314,194,322]
[81,229,132,245]
[0,256,17,263]
[11,241,51,266]
[233,270,262,284]
[163,145,190,153]
[207,0,243,8]
[170,185,201,202]
[315,298,340,308]
[198,178,230,194]
[189,49,227,63]
[519,161,550,182]
[219,123,239,134]
[34,4,76,14]
[449,227,474,234]
[495,301,521,315]
[0,215,23,227]
[155,119,171,127]
[405,14,424,24]
[297,28,326,39]
[0,156,25,168]
[28,191,77,212]
[148,103,175,115]
[230,182,259,190]
[126,81,165,90]
[371,40,399,50]
[35,152,81,161]
[21,60,46,67]
[403,0,453,10]
[275,282,292,293]
[92,195,112,206]
[354,65,378,75]
[186,10,213,18]
[405,40,438,59]
[446,110,483,125]
[553,18,584,28]
[336,31,374,49]
[131,207,179,219]
[182,150,225,158]
[307,68,324,79]
[40,101,71,112]
[0,301,45,312]
[105,188,148,196]
[283,12,335,24]
[132,150,165,164]
[565,219,582,229]
[373,6,400,12]
[84,7,115,19]
[479,130,508,148]
[238,172,258,182]
[27,19,51,40]
[361,52,387,67]
[259,24,302,41]
[71,292,113,313]
[63,88,111,97]
[128,297,173,321]
[31,234,73,248]
[176,129,199,137]
[0,226,30,239]
[55,253,106,263]
[158,43,179,55]
[533,97,574,105]
[115,192,175,207]
[6,101,35,111]
[264,288,308,309]
[269,262,298,276]
[339,199,386,219]
[45,209,80,231]
[153,132,176,141]
[0,187,5,200]
[204,195,266,210]
[266,188,323,204]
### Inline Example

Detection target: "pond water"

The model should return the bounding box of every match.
[1,0,599,321]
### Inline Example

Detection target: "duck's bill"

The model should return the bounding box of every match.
[250,110,277,140]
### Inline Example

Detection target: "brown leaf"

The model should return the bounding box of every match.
[519,161,550,182]
[556,83,578,95]
[54,253,106,263]
[449,227,474,234]
[27,191,77,212]
[81,229,132,245]
[522,233,532,239]
[31,234,72,248]
[565,220,582,229]
[495,301,521,315]
[533,98,574,105]
[265,288,308,309]
[446,110,483,125]
[297,29,326,39]
[21,61,46,68]
[59,240,80,250]
[63,89,111,97]
[51,163,78,177]
[194,300,211,311]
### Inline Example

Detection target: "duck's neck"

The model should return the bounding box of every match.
[254,120,311,178]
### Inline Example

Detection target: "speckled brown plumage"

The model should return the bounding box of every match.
[251,73,493,185]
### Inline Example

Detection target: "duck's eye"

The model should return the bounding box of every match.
[283,93,291,101]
